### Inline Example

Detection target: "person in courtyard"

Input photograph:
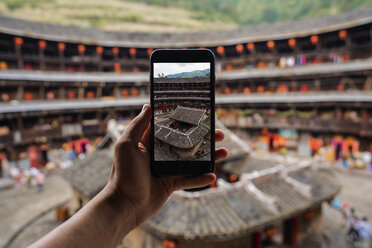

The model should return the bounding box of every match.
[357,217,372,248]
[10,165,21,189]
[30,104,228,248]
[35,171,45,192]
[347,208,359,241]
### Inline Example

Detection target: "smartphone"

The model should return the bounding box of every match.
[150,49,215,177]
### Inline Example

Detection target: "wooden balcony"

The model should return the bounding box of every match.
[221,116,372,136]
[0,123,108,146]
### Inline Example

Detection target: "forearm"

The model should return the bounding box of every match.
[30,185,136,248]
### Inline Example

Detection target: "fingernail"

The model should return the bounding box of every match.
[141,104,148,112]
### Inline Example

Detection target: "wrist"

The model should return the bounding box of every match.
[101,182,146,230]
[99,184,138,234]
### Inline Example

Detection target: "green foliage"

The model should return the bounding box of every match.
[126,0,372,25]
[2,0,372,31]
[4,0,51,10]
[166,69,210,78]
[5,0,25,10]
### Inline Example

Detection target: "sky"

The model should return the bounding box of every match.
[154,62,210,77]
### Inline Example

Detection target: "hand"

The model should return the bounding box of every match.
[106,104,228,226]
[30,104,228,248]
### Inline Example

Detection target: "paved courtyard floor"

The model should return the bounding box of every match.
[0,175,72,248]
[323,167,372,248]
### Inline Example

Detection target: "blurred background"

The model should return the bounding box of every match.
[0,0,372,247]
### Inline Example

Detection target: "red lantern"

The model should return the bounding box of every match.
[129,47,136,57]
[310,35,319,45]
[265,227,277,237]
[121,89,129,97]
[131,88,139,97]
[86,91,95,99]
[257,85,264,93]
[78,44,85,54]
[0,61,8,70]
[235,44,244,54]
[267,40,275,50]
[304,210,315,219]
[46,91,55,100]
[229,174,238,182]
[38,40,47,50]
[246,42,255,51]
[24,92,33,101]
[1,93,10,102]
[163,240,177,248]
[14,37,23,46]
[224,87,231,94]
[96,46,103,54]
[300,85,308,93]
[147,48,154,56]
[114,63,121,73]
[225,64,233,71]
[58,42,65,51]
[67,91,75,99]
[338,30,347,40]
[243,87,251,94]
[337,83,344,91]
[112,47,119,55]
[216,46,224,56]
[288,38,296,48]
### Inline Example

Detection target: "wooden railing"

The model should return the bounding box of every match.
[1,42,371,72]
[220,116,372,136]
[0,123,107,146]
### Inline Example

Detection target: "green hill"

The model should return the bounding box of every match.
[166,69,210,78]
[129,0,372,25]
[0,0,371,32]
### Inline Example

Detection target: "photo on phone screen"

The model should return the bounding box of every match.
[153,62,211,161]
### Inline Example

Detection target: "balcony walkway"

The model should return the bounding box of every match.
[1,91,372,114]
[0,58,371,83]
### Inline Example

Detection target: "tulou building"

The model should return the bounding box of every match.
[0,7,372,167]
[154,106,210,160]
[0,5,363,247]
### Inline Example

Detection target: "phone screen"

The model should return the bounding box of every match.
[153,62,211,161]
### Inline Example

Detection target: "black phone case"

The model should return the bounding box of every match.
[150,49,215,177]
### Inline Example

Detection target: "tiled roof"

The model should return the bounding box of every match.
[289,167,340,201]
[154,106,210,148]
[223,156,278,174]
[154,123,209,149]
[61,150,113,198]
[0,7,371,47]
[254,176,311,214]
[215,120,250,160]
[144,166,340,241]
[170,106,206,126]
[144,186,272,240]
